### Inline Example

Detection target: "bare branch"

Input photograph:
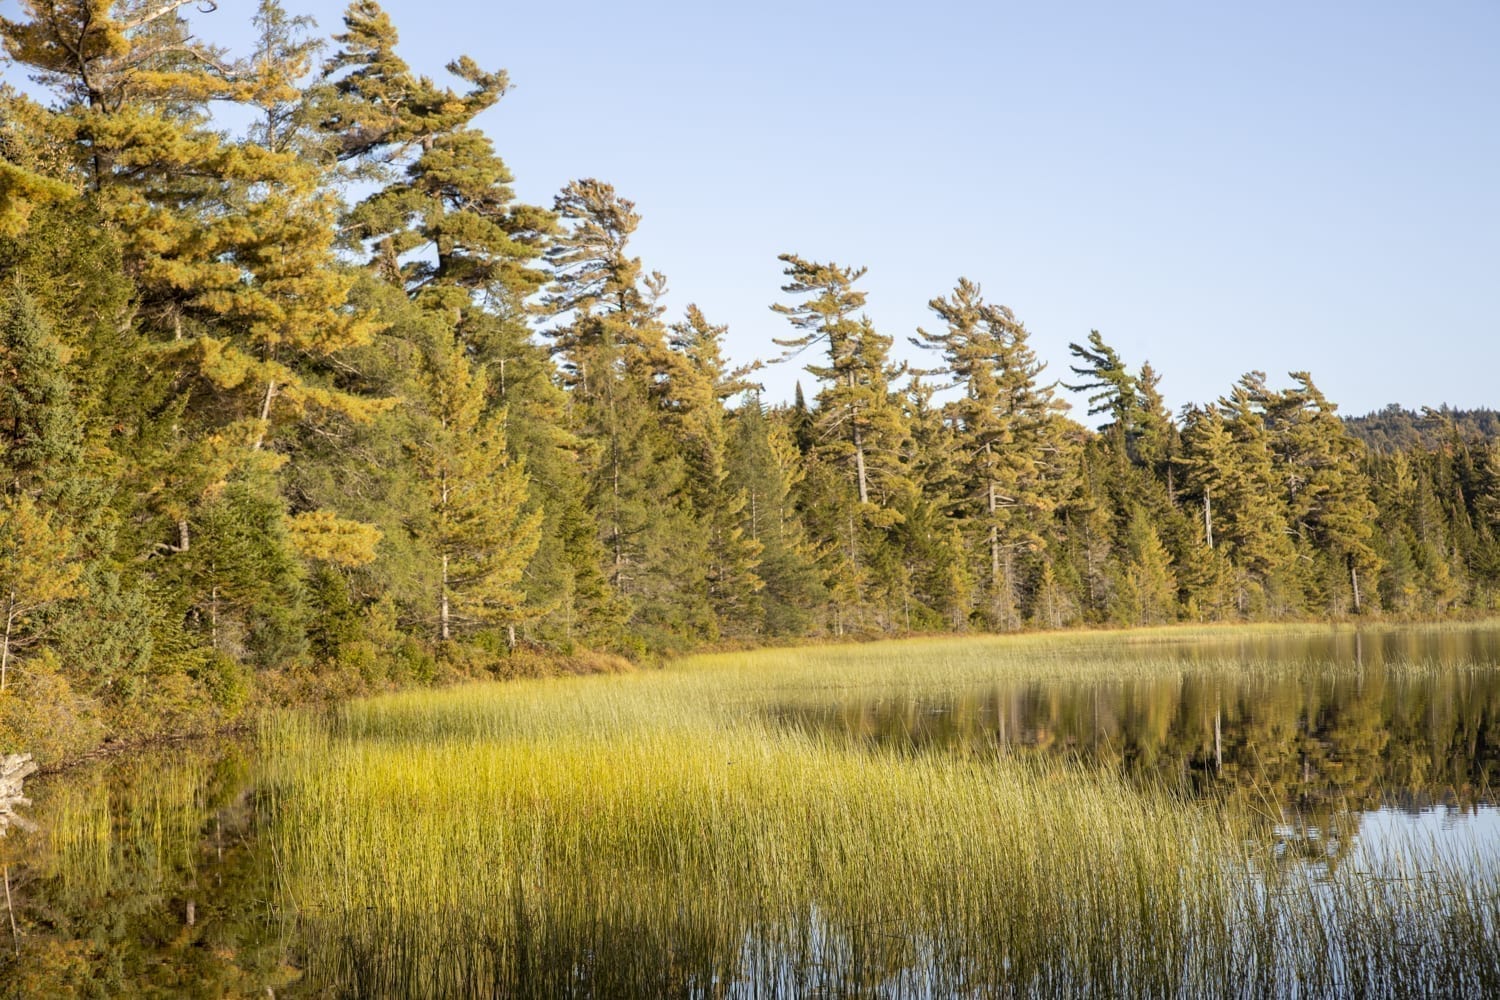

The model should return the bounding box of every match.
[116,0,216,34]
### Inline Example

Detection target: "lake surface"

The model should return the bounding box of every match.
[4,624,1500,997]
[775,629,1500,813]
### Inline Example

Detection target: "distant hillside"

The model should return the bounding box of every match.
[1344,405,1500,453]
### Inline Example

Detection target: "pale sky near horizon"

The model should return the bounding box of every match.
[4,0,1497,422]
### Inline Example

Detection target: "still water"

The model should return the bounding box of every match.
[775,629,1500,813]
[773,627,1500,901]
[3,625,1499,997]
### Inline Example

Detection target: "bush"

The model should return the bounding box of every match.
[0,650,104,764]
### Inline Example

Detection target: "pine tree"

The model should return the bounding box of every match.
[725,399,825,636]
[891,379,970,630]
[474,303,622,648]
[2,0,368,369]
[772,255,908,508]
[1256,373,1380,613]
[2,0,382,599]
[409,327,541,642]
[664,306,764,634]
[0,85,74,236]
[315,1,553,315]
[1214,377,1301,615]
[1065,330,1139,434]
[1179,405,1232,553]
[544,180,711,646]
[1134,362,1179,486]
[771,255,912,629]
[915,278,1067,627]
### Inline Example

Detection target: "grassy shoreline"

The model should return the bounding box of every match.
[8,621,1500,996]
[260,624,1500,996]
[14,615,1500,771]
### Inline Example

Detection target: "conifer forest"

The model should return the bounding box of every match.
[1,0,1499,759]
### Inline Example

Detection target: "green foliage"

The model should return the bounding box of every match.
[1,0,1499,762]
[915,278,1070,627]
[408,324,541,641]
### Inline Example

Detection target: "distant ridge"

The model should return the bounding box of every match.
[1344,405,1500,453]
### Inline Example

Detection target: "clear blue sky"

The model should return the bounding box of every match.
[8,0,1498,420]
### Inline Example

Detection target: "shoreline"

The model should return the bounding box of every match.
[15,614,1500,774]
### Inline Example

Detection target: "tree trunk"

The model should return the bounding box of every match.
[607,408,624,590]
[988,480,1001,594]
[1349,559,1362,613]
[4,864,16,959]
[1,594,15,693]
[851,415,869,505]
[440,553,450,642]
[1203,489,1214,549]
[252,379,277,451]
[440,469,451,641]
[1000,549,1017,630]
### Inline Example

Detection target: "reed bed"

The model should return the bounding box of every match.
[261,628,1500,998]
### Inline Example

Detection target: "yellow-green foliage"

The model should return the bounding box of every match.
[262,629,1500,997]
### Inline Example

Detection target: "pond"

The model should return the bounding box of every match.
[3,624,1499,997]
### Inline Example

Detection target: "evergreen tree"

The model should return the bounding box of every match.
[1110,506,1178,626]
[664,306,764,634]
[316,1,553,314]
[1256,373,1381,613]
[893,378,970,630]
[0,493,82,691]
[170,469,307,667]
[0,84,74,236]
[772,255,908,508]
[1214,377,1301,615]
[1065,330,1139,434]
[771,255,912,629]
[409,327,541,642]
[0,289,83,494]
[0,289,91,690]
[725,399,824,636]
[915,278,1067,627]
[545,180,709,647]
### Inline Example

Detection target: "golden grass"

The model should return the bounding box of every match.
[261,625,1500,997]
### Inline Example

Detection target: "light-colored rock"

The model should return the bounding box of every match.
[0,753,36,837]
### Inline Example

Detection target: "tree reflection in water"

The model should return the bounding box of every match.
[774,629,1500,866]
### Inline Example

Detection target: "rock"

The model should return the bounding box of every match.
[0,753,36,838]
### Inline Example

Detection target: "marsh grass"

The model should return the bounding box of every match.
[263,626,1500,997]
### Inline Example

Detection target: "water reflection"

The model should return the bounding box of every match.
[775,629,1500,821]
[5,626,1500,997]
[1119,624,1500,671]
[0,744,294,998]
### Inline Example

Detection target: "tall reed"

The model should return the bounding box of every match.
[263,628,1500,997]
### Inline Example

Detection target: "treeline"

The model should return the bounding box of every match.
[1,1,1498,755]
[1345,405,1500,455]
